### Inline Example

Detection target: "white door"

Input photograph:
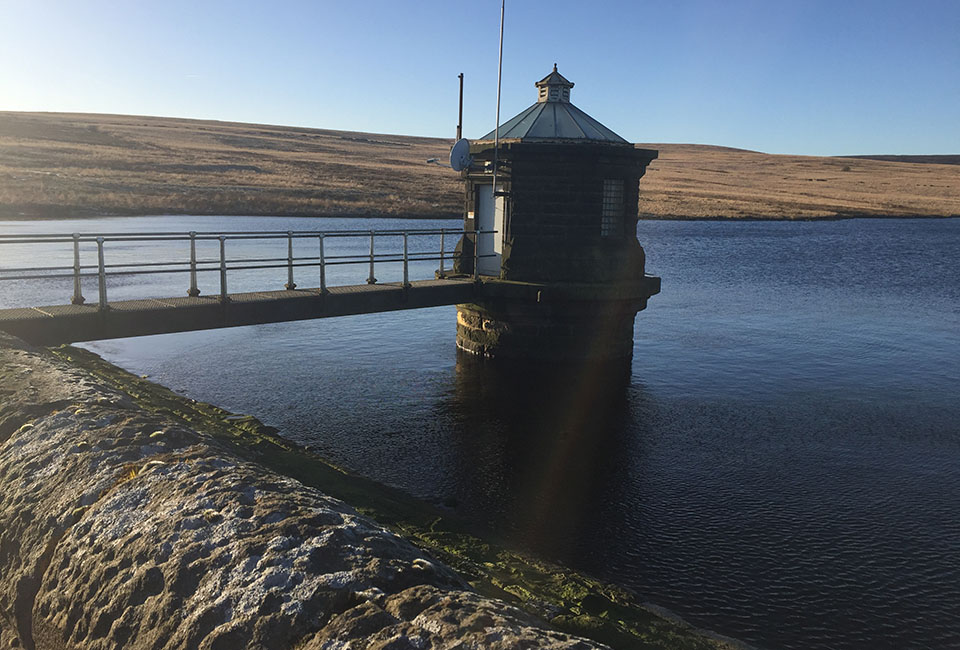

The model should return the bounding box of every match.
[476,184,504,276]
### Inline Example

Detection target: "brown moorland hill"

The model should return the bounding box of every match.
[1,112,958,220]
[637,143,960,219]
[0,112,461,219]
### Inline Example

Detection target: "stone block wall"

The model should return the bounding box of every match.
[458,142,656,284]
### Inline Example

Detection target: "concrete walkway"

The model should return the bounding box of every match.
[0,278,476,345]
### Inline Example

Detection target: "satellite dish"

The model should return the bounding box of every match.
[449,138,473,171]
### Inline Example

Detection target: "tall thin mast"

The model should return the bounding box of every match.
[493,0,504,198]
[456,73,463,141]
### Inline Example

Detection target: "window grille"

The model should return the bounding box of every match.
[601,179,624,237]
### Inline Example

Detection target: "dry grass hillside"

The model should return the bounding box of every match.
[0,112,460,219]
[637,143,960,219]
[1,112,957,220]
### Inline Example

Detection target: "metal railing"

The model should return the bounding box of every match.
[0,228,497,310]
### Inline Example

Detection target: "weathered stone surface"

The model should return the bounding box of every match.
[0,334,112,445]
[30,453,464,650]
[0,334,166,650]
[0,333,609,650]
[301,584,601,650]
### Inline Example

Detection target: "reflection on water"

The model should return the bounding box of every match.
[443,348,960,650]
[440,353,635,560]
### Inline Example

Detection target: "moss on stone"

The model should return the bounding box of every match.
[50,344,740,650]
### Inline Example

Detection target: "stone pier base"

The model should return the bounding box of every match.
[456,297,643,363]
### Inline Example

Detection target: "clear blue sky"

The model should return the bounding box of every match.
[2,0,958,155]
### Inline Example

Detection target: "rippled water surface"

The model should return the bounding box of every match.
[2,215,958,650]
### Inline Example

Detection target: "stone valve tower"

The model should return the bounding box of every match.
[453,65,660,363]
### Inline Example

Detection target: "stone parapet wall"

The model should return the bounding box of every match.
[0,333,608,650]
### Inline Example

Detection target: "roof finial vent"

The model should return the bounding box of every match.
[535,65,574,103]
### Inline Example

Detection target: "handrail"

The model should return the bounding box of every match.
[0,228,465,243]
[0,228,497,311]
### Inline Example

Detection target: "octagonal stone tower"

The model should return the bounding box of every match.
[454,65,660,363]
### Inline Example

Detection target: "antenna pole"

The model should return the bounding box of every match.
[493,0,504,198]
[457,73,463,141]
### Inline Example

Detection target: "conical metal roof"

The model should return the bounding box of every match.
[479,65,628,144]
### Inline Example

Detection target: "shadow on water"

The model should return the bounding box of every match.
[435,351,643,563]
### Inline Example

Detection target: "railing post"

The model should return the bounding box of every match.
[284,230,297,290]
[318,234,327,294]
[473,229,480,281]
[187,231,200,297]
[71,233,85,304]
[438,228,445,278]
[402,231,410,288]
[367,230,377,284]
[96,236,108,310]
[219,235,228,302]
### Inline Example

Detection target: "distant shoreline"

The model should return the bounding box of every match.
[639,213,960,222]
[1,211,957,223]
[0,210,461,222]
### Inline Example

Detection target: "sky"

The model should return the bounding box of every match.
[1,0,958,155]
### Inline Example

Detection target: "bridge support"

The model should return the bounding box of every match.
[455,276,658,363]
[456,299,639,362]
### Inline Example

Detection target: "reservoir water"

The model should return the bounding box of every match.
[1,215,958,650]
